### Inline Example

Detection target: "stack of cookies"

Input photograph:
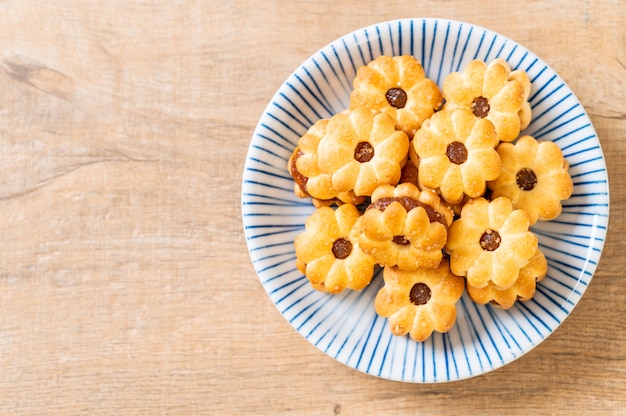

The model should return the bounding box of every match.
[288,55,573,342]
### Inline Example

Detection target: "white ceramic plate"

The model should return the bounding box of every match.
[241,18,609,383]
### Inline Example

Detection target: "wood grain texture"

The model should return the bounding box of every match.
[0,1,624,414]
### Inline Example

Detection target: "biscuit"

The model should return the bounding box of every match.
[316,106,410,197]
[350,55,442,138]
[288,146,334,207]
[288,123,367,207]
[445,197,538,290]
[413,108,501,204]
[295,204,377,294]
[466,248,548,309]
[443,58,532,142]
[374,259,465,342]
[359,183,453,270]
[488,135,573,224]
[289,119,339,201]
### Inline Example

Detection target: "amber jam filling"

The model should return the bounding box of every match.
[516,168,538,191]
[289,148,309,193]
[472,96,490,118]
[369,197,446,226]
[392,235,410,245]
[479,229,501,251]
[386,87,408,109]
[446,141,468,164]
[354,142,374,163]
[332,238,352,259]
[409,283,431,305]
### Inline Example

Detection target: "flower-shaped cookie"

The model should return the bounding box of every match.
[466,248,548,309]
[316,106,410,197]
[443,58,532,142]
[488,135,573,225]
[413,108,502,204]
[445,197,538,289]
[374,260,465,342]
[289,118,368,207]
[295,204,376,294]
[350,55,443,138]
[359,183,453,270]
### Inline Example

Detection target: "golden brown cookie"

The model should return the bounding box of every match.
[316,106,410,197]
[359,183,453,270]
[466,248,548,309]
[488,135,573,225]
[288,118,334,200]
[295,204,376,294]
[350,55,443,138]
[413,108,501,205]
[442,58,532,142]
[288,123,367,207]
[288,146,334,207]
[374,259,465,342]
[445,197,538,290]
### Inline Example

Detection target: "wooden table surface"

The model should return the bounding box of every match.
[0,1,624,414]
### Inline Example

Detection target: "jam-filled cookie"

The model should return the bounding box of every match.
[374,259,465,342]
[289,147,366,207]
[442,58,532,142]
[466,248,548,309]
[488,135,573,225]
[445,197,538,290]
[413,108,502,204]
[316,106,410,197]
[288,120,367,207]
[295,204,376,294]
[350,55,443,138]
[359,183,453,270]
